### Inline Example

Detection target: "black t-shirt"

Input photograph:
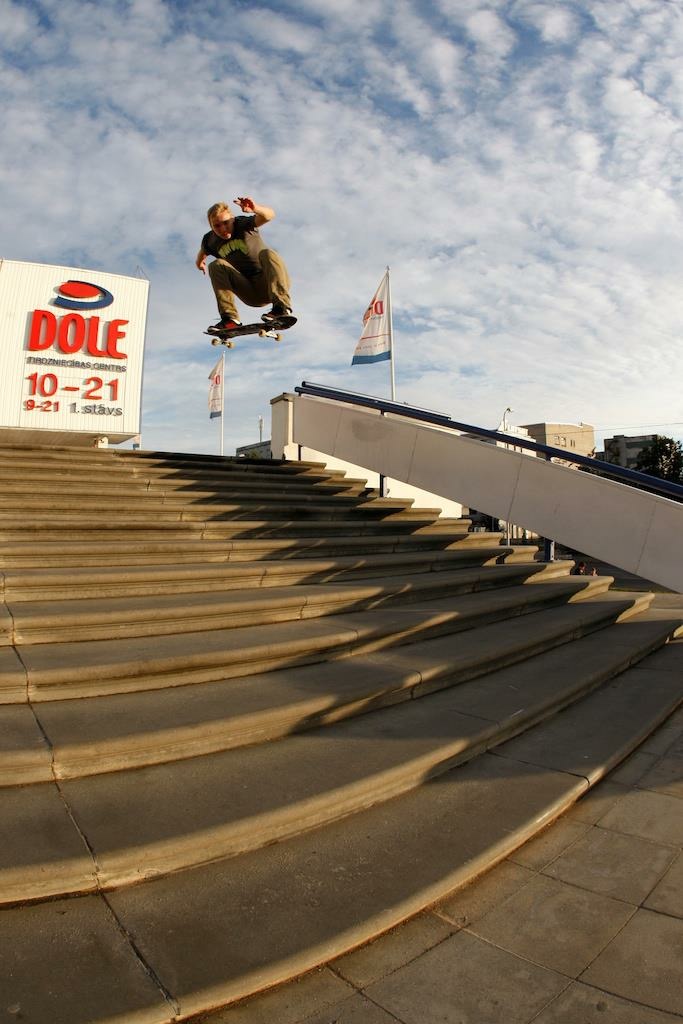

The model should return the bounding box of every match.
[201,215,265,278]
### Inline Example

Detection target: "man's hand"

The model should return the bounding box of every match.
[234,197,275,225]
[196,250,207,274]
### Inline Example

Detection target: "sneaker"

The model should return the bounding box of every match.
[207,315,242,335]
[261,304,292,324]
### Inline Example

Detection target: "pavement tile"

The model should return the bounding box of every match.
[638,703,683,756]
[645,852,683,918]
[542,826,677,904]
[581,908,683,1015]
[637,754,683,801]
[471,874,635,978]
[598,788,683,847]
[364,929,567,1024]
[300,993,402,1023]
[507,819,589,870]
[436,861,534,928]
[331,912,454,988]
[607,750,659,786]
[667,732,683,758]
[532,981,682,1023]
[0,894,171,1024]
[192,968,355,1023]
[562,780,628,825]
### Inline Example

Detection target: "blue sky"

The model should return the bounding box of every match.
[2,0,682,455]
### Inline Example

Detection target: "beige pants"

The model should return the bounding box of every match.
[208,249,292,319]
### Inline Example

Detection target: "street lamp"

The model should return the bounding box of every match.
[499,407,513,433]
[498,408,513,546]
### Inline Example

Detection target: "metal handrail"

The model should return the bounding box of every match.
[295,382,683,503]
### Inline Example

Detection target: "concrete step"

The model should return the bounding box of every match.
[4,576,612,703]
[0,516,471,543]
[1,639,680,1022]
[4,562,573,644]
[0,479,382,506]
[0,481,417,509]
[0,464,368,495]
[0,601,674,905]
[1,545,538,601]
[0,444,368,483]
[113,450,357,476]
[0,501,440,527]
[0,528,486,568]
[114,452,366,483]
[3,593,658,786]
[0,446,142,468]
[0,444,306,470]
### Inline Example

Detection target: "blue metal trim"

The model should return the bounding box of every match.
[294,382,683,503]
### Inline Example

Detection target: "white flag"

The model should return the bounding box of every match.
[352,271,391,365]
[208,355,224,419]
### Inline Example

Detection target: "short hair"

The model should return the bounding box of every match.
[207,202,230,226]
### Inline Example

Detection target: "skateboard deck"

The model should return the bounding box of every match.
[206,315,297,348]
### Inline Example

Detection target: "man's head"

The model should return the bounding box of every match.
[207,202,233,238]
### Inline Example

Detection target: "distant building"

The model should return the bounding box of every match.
[520,422,596,460]
[464,423,534,453]
[599,434,656,470]
[236,440,272,459]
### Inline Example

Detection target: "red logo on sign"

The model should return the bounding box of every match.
[54,280,114,310]
[25,281,129,360]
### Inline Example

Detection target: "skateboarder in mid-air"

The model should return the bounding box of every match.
[196,196,294,335]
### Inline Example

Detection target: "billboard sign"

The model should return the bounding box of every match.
[0,259,149,443]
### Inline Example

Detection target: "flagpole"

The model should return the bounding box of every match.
[220,352,225,457]
[386,265,396,401]
[379,266,395,499]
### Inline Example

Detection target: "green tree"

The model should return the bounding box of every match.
[634,435,683,483]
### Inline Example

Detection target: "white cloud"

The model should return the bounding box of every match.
[513,1,579,42]
[1,0,682,456]
[465,9,517,57]
[0,0,41,47]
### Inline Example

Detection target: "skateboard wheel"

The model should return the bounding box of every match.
[275,334,282,342]
[258,329,266,338]
[211,338,219,346]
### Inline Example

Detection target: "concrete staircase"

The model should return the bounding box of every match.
[0,443,681,1023]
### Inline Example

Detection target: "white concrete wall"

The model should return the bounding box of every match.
[270,394,464,518]
[275,393,683,593]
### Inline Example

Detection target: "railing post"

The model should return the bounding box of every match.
[542,453,555,561]
[379,410,388,497]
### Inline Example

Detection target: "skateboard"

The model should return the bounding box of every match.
[206,315,297,348]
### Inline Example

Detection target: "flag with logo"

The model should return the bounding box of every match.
[208,354,224,419]
[352,271,392,365]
